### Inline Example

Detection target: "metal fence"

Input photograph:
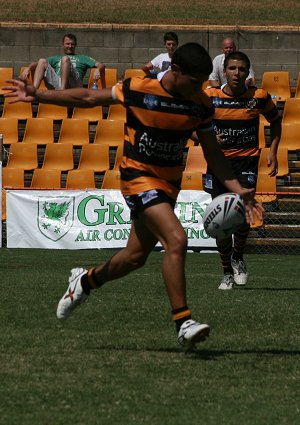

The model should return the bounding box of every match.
[247,192,300,254]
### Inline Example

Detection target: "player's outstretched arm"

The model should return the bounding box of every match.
[2,79,116,108]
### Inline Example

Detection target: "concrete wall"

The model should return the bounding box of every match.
[0,23,300,85]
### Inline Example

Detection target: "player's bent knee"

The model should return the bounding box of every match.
[61,56,71,64]
[37,58,48,67]
[167,230,188,254]
[127,252,148,270]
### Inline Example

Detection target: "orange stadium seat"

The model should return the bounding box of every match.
[88,68,101,90]
[93,119,125,147]
[123,68,146,79]
[101,170,121,189]
[58,118,90,145]
[181,171,204,190]
[258,147,289,177]
[37,103,68,120]
[181,145,207,190]
[0,117,19,144]
[66,169,96,189]
[184,145,207,173]
[2,167,25,221]
[261,71,291,102]
[255,172,277,203]
[87,67,118,89]
[88,67,110,90]
[72,106,103,122]
[0,67,13,95]
[78,144,110,172]
[107,104,127,121]
[279,122,300,151]
[42,143,74,171]
[30,169,61,189]
[22,118,54,145]
[258,116,267,149]
[2,167,24,188]
[112,145,124,170]
[6,143,38,170]
[281,98,300,124]
[104,68,118,88]
[19,66,33,84]
[294,72,300,98]
[1,96,33,119]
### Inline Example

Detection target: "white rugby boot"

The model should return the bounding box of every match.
[231,258,248,285]
[56,268,88,320]
[218,273,235,290]
[178,319,210,352]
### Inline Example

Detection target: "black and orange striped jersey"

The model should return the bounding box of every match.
[113,76,214,199]
[204,86,280,158]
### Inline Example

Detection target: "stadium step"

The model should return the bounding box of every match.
[289,160,300,172]
[249,223,300,238]
[247,194,300,253]
[277,185,300,192]
[246,237,300,254]
[264,211,300,224]
[278,197,300,211]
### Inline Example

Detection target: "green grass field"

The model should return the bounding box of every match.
[2,0,300,25]
[0,248,299,425]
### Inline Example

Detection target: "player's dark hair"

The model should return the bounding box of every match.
[171,42,213,76]
[63,33,77,46]
[164,32,179,44]
[224,51,250,73]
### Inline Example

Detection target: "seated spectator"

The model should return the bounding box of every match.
[19,33,105,90]
[142,32,179,79]
[209,37,255,87]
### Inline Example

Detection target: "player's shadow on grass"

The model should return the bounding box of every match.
[188,348,300,360]
[238,287,300,291]
[88,344,300,358]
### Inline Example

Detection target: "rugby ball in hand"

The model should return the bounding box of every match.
[203,193,246,239]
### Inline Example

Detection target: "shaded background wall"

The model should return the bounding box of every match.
[0,24,300,85]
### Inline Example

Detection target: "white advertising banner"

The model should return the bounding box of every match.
[6,189,216,250]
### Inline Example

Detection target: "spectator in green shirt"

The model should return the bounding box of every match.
[19,33,105,90]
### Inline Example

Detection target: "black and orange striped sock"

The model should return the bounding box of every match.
[232,227,250,261]
[217,239,233,275]
[172,306,192,333]
[81,267,103,295]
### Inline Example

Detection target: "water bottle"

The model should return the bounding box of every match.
[92,79,98,90]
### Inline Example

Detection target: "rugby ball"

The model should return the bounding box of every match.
[203,193,246,239]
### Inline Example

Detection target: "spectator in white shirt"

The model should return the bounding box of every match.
[142,32,179,78]
[209,37,255,87]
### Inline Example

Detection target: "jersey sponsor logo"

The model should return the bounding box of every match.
[138,131,185,162]
[211,97,223,107]
[143,94,159,110]
[241,171,257,186]
[213,124,257,148]
[212,96,258,110]
[246,98,258,110]
[139,189,159,205]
